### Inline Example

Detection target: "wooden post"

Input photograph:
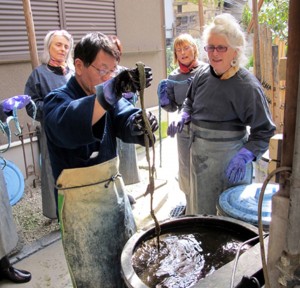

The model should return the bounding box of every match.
[267,1,300,286]
[280,0,300,191]
[247,0,264,33]
[198,0,205,35]
[22,0,39,69]
[252,0,261,81]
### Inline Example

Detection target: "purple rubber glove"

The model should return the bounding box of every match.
[122,92,135,100]
[177,111,191,133]
[2,95,31,112]
[129,110,158,136]
[226,148,255,184]
[167,112,191,137]
[96,66,152,110]
[167,121,177,137]
[157,79,170,106]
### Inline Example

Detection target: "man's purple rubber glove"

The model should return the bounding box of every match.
[226,147,255,184]
[122,92,135,100]
[2,95,31,112]
[157,79,170,107]
[167,112,191,137]
[96,66,152,110]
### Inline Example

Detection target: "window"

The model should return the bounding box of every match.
[0,0,116,63]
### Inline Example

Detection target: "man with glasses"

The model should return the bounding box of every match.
[43,32,158,287]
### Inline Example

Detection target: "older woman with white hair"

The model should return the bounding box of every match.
[25,30,74,219]
[173,13,276,215]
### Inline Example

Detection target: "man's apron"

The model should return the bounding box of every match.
[186,122,252,215]
[0,167,18,259]
[56,157,136,288]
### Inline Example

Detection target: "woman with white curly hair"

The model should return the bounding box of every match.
[173,13,276,215]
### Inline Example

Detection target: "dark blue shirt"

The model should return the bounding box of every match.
[44,76,145,182]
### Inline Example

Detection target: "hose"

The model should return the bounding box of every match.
[257,166,292,288]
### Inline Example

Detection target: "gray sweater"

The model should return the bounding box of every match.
[24,64,73,121]
[183,64,276,158]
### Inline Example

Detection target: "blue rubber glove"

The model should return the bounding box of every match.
[129,110,158,136]
[157,79,170,107]
[96,66,152,110]
[2,95,31,112]
[167,112,191,137]
[226,148,255,184]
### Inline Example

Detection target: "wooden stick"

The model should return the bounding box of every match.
[247,0,264,33]
[22,0,39,69]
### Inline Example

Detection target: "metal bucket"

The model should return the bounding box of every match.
[121,215,259,288]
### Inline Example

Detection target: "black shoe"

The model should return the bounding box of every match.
[0,266,31,283]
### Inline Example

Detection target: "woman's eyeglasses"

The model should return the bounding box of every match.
[91,64,118,77]
[204,45,228,53]
[175,46,192,53]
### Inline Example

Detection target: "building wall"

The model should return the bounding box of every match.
[0,0,168,179]
[115,0,167,109]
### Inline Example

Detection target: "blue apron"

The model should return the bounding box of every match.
[57,157,136,288]
[187,123,252,215]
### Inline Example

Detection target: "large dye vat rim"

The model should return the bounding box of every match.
[121,214,259,288]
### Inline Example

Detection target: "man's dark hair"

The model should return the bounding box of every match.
[74,32,120,66]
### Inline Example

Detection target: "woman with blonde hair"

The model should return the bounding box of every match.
[158,33,204,214]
